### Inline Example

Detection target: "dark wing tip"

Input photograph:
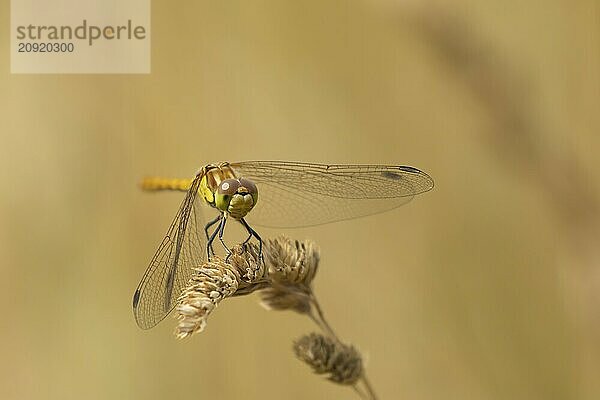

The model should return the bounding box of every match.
[132,289,151,330]
[133,288,141,309]
[396,165,435,193]
[398,165,422,173]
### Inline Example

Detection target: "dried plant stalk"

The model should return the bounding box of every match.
[173,235,378,399]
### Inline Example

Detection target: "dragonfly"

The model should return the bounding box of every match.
[132,161,434,329]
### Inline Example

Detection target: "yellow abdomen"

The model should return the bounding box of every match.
[140,177,192,192]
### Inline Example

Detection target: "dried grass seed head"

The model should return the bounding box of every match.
[294,333,363,385]
[229,242,268,283]
[259,284,312,314]
[174,259,240,339]
[264,236,320,286]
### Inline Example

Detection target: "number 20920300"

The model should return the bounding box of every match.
[18,42,74,53]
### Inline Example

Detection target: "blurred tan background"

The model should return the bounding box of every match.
[1,1,599,399]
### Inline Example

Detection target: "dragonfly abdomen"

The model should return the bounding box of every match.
[140,177,192,192]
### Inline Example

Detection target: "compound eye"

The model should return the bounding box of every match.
[239,178,258,195]
[218,179,240,196]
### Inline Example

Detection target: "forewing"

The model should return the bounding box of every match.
[132,176,207,329]
[230,161,434,228]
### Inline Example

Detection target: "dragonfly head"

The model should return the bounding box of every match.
[215,178,258,219]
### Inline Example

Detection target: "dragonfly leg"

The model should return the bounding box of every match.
[241,226,253,245]
[204,214,222,241]
[240,218,263,262]
[206,214,222,259]
[218,216,232,261]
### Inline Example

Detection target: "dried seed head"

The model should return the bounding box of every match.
[294,333,363,385]
[259,284,312,314]
[174,236,321,337]
[264,236,320,286]
[229,243,268,283]
[174,259,240,338]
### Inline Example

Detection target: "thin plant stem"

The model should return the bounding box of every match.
[307,290,378,400]
[307,310,328,335]
[352,383,369,400]
[308,292,341,342]
[360,373,378,400]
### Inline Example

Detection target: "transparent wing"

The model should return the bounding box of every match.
[132,176,207,329]
[230,161,434,228]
